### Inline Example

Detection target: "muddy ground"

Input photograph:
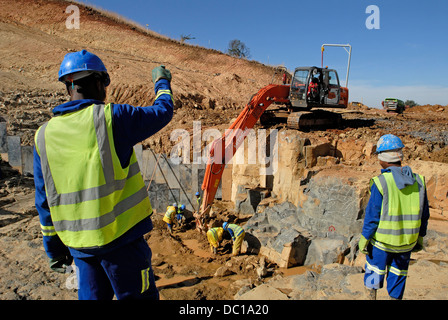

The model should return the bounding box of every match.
[0,168,297,300]
[1,100,448,300]
[0,174,447,300]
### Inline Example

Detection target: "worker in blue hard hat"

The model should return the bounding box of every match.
[359,134,430,300]
[163,203,178,233]
[34,49,174,300]
[176,204,186,228]
[223,222,246,256]
[58,49,111,99]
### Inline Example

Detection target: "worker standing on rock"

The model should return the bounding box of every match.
[358,134,430,300]
[163,203,177,233]
[223,222,245,256]
[206,227,224,254]
[33,50,173,300]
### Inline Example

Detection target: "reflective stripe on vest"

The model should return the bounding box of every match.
[35,103,152,249]
[371,172,425,247]
[228,224,244,237]
[209,228,220,242]
[207,227,223,247]
[164,206,175,221]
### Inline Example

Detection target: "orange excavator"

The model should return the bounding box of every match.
[193,84,290,232]
[261,66,348,129]
[194,45,351,232]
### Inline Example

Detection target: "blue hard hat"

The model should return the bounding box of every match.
[180,204,186,210]
[376,134,405,153]
[58,49,110,86]
[222,222,228,229]
[195,192,200,196]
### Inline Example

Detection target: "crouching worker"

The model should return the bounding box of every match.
[163,203,177,234]
[207,227,224,255]
[223,222,245,256]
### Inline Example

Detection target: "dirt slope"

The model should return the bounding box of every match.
[0,0,278,149]
[0,0,274,95]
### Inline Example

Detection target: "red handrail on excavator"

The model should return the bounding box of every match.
[194,84,290,232]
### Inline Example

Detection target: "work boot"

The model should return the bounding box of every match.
[364,287,377,300]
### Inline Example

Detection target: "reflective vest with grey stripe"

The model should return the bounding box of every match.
[371,171,425,247]
[209,227,221,242]
[163,206,176,224]
[35,103,152,249]
[227,224,244,240]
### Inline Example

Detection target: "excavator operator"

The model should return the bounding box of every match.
[308,77,320,103]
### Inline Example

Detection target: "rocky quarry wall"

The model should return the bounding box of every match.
[232,129,448,268]
[2,119,447,270]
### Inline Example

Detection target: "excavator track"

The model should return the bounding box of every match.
[286,109,342,130]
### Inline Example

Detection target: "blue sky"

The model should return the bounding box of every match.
[77,0,448,108]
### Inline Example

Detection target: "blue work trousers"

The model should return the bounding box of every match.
[364,244,412,299]
[73,237,159,300]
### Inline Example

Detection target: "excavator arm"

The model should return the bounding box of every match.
[194,84,290,232]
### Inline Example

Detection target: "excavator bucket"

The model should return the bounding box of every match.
[286,110,342,130]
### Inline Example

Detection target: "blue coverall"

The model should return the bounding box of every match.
[34,79,173,299]
[361,167,430,299]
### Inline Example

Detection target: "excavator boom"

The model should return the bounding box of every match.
[194,84,290,231]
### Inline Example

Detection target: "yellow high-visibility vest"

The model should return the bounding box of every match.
[35,103,152,249]
[207,227,224,248]
[226,224,244,241]
[370,171,425,250]
[163,206,176,224]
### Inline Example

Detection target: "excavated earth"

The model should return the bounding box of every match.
[0,0,447,300]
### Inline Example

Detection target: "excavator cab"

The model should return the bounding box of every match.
[289,67,345,109]
[289,68,310,108]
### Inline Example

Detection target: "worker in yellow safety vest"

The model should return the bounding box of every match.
[163,203,177,233]
[206,227,224,254]
[34,50,173,300]
[358,134,430,300]
[195,192,201,211]
[223,222,245,256]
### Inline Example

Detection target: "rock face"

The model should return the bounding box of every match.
[409,160,448,212]
[243,202,311,268]
[298,173,368,240]
[243,168,370,268]
[234,185,270,216]
[236,129,448,269]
